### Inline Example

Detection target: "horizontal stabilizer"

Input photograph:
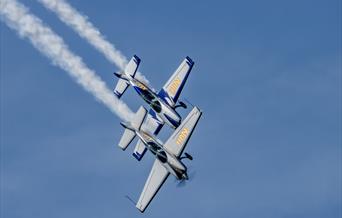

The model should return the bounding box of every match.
[114,78,129,98]
[125,55,140,77]
[132,140,147,161]
[113,55,141,98]
[118,129,136,150]
[118,106,148,150]
[132,106,148,130]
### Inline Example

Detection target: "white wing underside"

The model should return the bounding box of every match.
[136,107,202,213]
[163,107,202,157]
[136,159,169,213]
[114,79,129,98]
[159,57,194,107]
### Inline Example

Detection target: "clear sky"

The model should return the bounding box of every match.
[1,0,341,217]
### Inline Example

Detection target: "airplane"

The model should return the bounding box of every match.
[118,106,202,213]
[113,55,194,161]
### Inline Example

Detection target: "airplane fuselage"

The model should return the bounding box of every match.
[127,77,181,129]
[135,130,188,180]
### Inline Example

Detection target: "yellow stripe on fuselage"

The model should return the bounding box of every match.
[136,81,147,91]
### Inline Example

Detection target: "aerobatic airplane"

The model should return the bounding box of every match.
[118,106,202,213]
[113,55,194,161]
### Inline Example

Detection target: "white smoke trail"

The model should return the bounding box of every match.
[0,0,134,122]
[37,0,149,84]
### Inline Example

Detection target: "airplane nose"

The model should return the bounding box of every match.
[182,172,189,180]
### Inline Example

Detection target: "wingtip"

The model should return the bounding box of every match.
[192,106,203,114]
[137,207,145,213]
[133,55,141,64]
[113,72,120,77]
[113,90,122,98]
[185,56,194,66]
[132,152,143,161]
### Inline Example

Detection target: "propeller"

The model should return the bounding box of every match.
[175,169,196,188]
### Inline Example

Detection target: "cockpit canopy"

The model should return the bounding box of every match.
[157,151,167,163]
[147,141,167,163]
[151,100,162,113]
[138,88,162,113]
[147,141,160,151]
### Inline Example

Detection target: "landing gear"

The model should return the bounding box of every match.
[175,101,187,109]
[180,152,193,160]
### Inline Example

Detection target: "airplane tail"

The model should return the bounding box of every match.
[113,55,141,98]
[118,106,147,150]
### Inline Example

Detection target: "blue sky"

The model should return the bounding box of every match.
[1,0,341,217]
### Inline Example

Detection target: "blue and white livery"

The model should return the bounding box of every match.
[118,106,202,213]
[113,55,194,161]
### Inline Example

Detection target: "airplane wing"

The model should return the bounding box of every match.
[114,55,141,98]
[133,109,164,161]
[136,159,169,213]
[158,56,194,107]
[163,107,202,157]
